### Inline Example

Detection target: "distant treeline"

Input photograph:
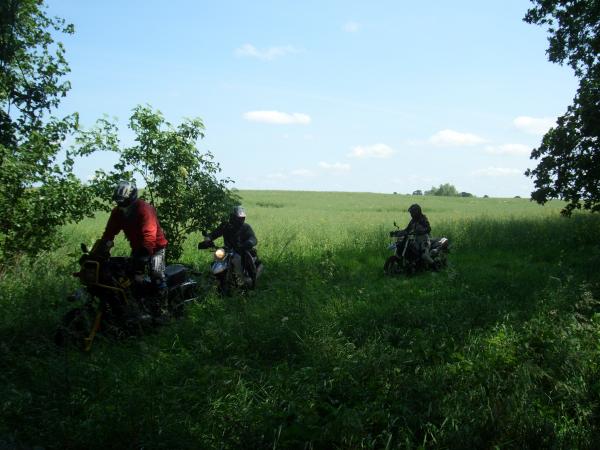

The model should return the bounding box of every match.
[409,183,475,198]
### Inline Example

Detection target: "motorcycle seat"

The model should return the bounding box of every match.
[165,264,187,287]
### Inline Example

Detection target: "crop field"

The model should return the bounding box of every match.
[1,190,600,449]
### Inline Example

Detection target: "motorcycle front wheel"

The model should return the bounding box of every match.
[383,256,402,275]
[215,270,233,296]
[54,305,95,350]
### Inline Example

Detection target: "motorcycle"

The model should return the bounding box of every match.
[55,243,199,351]
[384,222,449,275]
[198,238,263,295]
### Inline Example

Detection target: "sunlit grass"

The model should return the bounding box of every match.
[1,192,599,449]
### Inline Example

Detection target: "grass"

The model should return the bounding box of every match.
[1,191,599,449]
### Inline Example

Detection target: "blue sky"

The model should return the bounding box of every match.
[49,0,577,197]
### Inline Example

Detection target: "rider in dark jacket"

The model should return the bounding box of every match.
[200,206,259,285]
[404,204,434,266]
[206,206,257,252]
[404,204,431,236]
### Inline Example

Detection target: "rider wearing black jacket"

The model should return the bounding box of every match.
[207,209,257,252]
[404,204,434,266]
[200,206,258,284]
[404,204,431,236]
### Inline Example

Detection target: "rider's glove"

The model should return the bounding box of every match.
[90,239,113,256]
[132,246,151,259]
[132,247,151,273]
[198,240,212,250]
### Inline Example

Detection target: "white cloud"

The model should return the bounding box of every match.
[485,144,531,156]
[290,169,316,177]
[235,43,299,61]
[318,161,351,172]
[513,116,556,135]
[429,129,487,147]
[343,21,361,32]
[243,110,311,125]
[348,143,395,159]
[472,167,522,177]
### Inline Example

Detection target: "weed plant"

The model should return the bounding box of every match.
[1,192,599,449]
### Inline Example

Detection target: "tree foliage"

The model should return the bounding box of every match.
[425,183,460,197]
[0,0,97,259]
[524,0,600,215]
[77,105,237,260]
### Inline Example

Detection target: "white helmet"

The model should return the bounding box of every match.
[112,180,138,207]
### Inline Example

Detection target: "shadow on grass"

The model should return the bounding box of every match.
[1,215,599,449]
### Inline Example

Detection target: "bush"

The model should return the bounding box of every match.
[425,183,459,197]
[76,105,237,260]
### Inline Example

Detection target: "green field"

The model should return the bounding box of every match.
[2,191,600,449]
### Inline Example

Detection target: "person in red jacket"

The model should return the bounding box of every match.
[93,181,168,293]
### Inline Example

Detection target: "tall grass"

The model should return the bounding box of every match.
[1,192,599,449]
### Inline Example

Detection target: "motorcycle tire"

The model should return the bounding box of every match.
[168,287,190,318]
[244,255,258,289]
[384,256,402,275]
[216,271,232,296]
[54,306,95,350]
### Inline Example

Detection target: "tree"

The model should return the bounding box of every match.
[524,0,600,215]
[77,105,237,260]
[460,192,474,197]
[412,189,423,196]
[0,0,97,259]
[425,183,459,196]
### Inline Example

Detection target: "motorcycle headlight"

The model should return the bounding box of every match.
[214,248,226,260]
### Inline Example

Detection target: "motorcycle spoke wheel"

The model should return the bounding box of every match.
[168,289,187,318]
[55,307,95,350]
[216,272,232,296]
[384,256,402,275]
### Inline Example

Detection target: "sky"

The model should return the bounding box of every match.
[47,0,578,197]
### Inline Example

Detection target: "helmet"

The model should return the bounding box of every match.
[113,180,138,207]
[408,203,422,216]
[229,205,246,225]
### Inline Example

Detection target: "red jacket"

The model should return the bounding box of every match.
[101,199,168,255]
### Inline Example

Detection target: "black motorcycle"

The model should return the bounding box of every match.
[55,244,199,351]
[384,222,449,275]
[198,238,263,295]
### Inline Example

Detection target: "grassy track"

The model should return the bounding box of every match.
[1,191,600,449]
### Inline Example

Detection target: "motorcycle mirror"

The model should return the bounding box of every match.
[81,243,89,253]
